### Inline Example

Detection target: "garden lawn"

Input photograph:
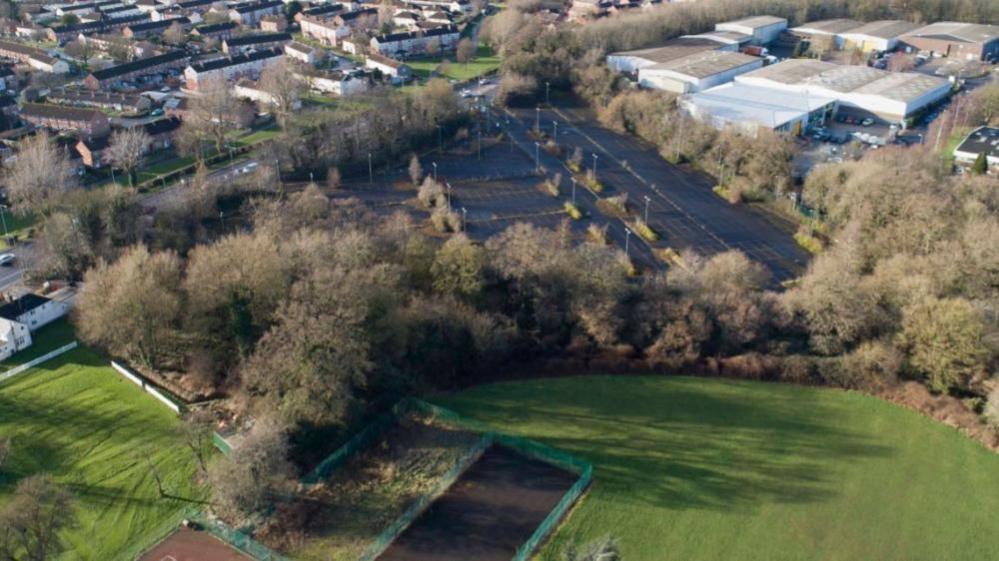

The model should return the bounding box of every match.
[0,318,75,370]
[407,45,500,82]
[436,375,999,561]
[0,345,206,561]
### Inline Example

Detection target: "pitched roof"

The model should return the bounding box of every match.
[89,50,188,81]
[143,116,181,136]
[0,293,51,321]
[126,17,189,32]
[20,102,106,122]
[189,47,282,72]
[231,0,282,14]
[375,23,457,42]
[194,21,237,34]
[902,21,999,44]
[225,32,291,47]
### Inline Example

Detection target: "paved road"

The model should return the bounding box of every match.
[139,157,260,210]
[0,242,35,295]
[500,102,810,283]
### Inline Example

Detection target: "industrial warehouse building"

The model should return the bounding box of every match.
[900,22,999,61]
[790,19,863,48]
[681,82,836,135]
[714,15,787,45]
[636,50,764,93]
[606,37,734,74]
[953,126,999,171]
[732,59,951,121]
[838,20,920,52]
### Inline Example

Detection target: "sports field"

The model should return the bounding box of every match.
[0,346,205,560]
[436,375,999,561]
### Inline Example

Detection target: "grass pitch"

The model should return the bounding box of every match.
[437,375,999,561]
[0,345,205,560]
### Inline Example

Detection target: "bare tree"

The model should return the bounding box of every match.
[106,127,151,188]
[3,131,77,215]
[178,409,214,475]
[0,476,73,561]
[180,78,240,160]
[257,60,304,129]
[456,38,475,65]
[162,21,187,45]
[62,39,96,65]
[207,417,292,521]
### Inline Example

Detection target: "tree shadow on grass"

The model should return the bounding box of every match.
[444,376,895,514]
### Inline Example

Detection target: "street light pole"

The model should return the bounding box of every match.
[553,121,558,144]
[545,81,550,105]
[592,153,598,176]
[446,181,452,210]
[534,142,540,171]
[571,177,576,204]
[643,195,651,224]
[432,162,438,181]
[535,106,540,131]
[625,228,631,256]
[461,206,467,231]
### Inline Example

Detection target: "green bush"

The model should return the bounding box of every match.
[564,202,583,220]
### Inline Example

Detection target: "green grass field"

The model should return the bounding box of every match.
[0,318,75,370]
[436,375,999,561]
[408,45,500,82]
[0,345,206,560]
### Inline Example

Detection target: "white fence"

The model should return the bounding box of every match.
[110,360,183,415]
[0,342,79,384]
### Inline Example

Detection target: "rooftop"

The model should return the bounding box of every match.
[684,30,753,45]
[89,50,188,81]
[20,102,106,122]
[609,37,724,65]
[684,82,835,129]
[738,59,950,103]
[717,15,787,29]
[902,21,999,44]
[189,47,283,72]
[792,19,863,35]
[955,126,999,158]
[225,32,291,46]
[841,19,919,39]
[0,293,51,321]
[647,50,761,78]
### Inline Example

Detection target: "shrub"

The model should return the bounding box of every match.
[633,219,659,242]
[564,201,582,220]
[418,177,445,208]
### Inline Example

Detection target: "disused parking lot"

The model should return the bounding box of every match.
[333,100,811,283]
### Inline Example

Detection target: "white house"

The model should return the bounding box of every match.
[714,15,787,45]
[0,293,70,361]
[365,52,411,81]
[233,79,302,109]
[184,48,284,90]
[953,126,999,171]
[285,41,322,64]
[303,70,371,96]
[369,25,460,58]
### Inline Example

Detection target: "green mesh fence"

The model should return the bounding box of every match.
[357,433,494,561]
[189,514,289,561]
[124,506,201,561]
[300,410,396,485]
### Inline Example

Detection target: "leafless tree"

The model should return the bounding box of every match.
[162,21,187,45]
[258,60,305,129]
[3,131,77,215]
[456,38,475,65]
[179,78,240,160]
[106,127,151,188]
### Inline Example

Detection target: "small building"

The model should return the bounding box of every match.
[365,52,411,78]
[228,0,283,25]
[0,294,69,361]
[143,116,182,150]
[184,47,284,90]
[222,32,292,55]
[285,41,322,64]
[681,82,836,136]
[296,3,344,22]
[369,24,459,58]
[46,88,151,113]
[84,50,189,90]
[122,16,191,39]
[837,20,920,53]
[953,126,999,171]
[192,21,238,40]
[900,22,999,61]
[636,50,763,93]
[299,15,342,46]
[19,103,111,137]
[302,69,371,96]
[714,15,787,45]
[258,14,287,32]
[789,19,863,48]
[0,40,70,73]
[75,134,110,168]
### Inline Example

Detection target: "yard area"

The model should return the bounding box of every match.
[407,45,500,82]
[0,318,75,370]
[282,412,481,561]
[0,211,38,249]
[437,375,999,561]
[0,345,206,560]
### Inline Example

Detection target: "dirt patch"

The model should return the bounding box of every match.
[273,413,482,561]
[378,445,578,561]
[138,527,255,561]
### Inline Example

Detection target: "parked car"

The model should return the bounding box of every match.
[860,118,874,126]
[0,253,15,266]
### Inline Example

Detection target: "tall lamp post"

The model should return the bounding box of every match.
[553,120,558,144]
[534,142,540,171]
[643,195,651,224]
[624,228,632,256]
[535,106,540,131]
[570,177,576,204]
[592,153,598,177]
[432,162,438,181]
